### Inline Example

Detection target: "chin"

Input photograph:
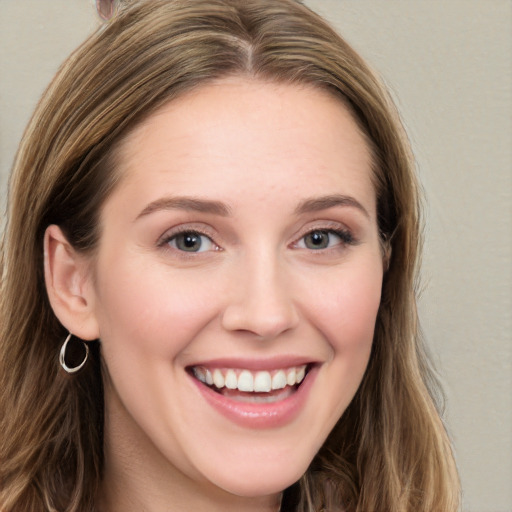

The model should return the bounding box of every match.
[200,447,313,498]
[214,471,303,498]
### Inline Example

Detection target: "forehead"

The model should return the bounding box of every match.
[109,77,376,217]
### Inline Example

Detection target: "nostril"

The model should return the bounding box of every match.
[221,302,299,340]
[220,266,300,338]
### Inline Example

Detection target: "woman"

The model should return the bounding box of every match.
[0,1,460,510]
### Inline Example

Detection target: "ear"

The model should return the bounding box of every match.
[44,225,100,341]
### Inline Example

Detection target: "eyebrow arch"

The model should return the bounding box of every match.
[295,194,370,218]
[136,196,232,219]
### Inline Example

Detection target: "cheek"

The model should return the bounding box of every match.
[92,255,222,361]
[291,259,382,441]
[303,262,383,352]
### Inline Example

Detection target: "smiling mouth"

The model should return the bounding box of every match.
[189,365,309,403]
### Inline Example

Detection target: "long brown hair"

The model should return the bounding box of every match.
[0,1,460,510]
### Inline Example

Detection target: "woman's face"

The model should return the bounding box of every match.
[87,78,383,499]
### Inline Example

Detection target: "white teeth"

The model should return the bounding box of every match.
[286,368,297,386]
[254,371,272,392]
[193,367,206,383]
[225,369,237,389]
[271,370,287,390]
[238,370,254,392]
[296,366,306,384]
[192,365,308,393]
[213,369,225,388]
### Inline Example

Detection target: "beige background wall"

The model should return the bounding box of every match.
[1,1,511,511]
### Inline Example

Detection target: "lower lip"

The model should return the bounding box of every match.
[190,367,317,429]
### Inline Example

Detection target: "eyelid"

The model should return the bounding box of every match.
[293,220,355,242]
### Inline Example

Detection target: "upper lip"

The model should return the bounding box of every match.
[186,356,319,371]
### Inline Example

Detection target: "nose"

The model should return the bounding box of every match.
[221,253,299,340]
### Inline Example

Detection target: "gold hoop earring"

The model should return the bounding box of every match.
[59,333,89,374]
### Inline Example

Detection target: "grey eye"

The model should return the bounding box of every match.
[297,229,352,250]
[303,231,331,249]
[167,232,215,253]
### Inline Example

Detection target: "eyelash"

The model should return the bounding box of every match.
[158,225,356,255]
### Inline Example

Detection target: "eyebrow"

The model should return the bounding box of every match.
[136,193,369,220]
[136,196,232,219]
[295,194,370,218]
